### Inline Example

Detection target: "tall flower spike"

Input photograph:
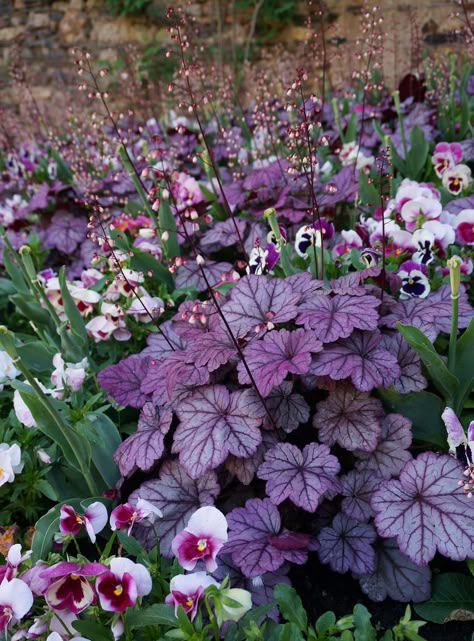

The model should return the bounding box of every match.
[171,505,228,572]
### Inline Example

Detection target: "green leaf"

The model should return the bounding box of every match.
[130,248,174,291]
[358,172,378,206]
[2,248,28,293]
[406,126,429,180]
[454,318,474,412]
[377,388,447,448]
[75,412,121,488]
[414,573,474,624]
[353,604,376,641]
[273,584,307,631]
[17,341,56,373]
[159,200,180,258]
[279,243,298,276]
[176,605,195,636]
[0,277,16,297]
[31,504,61,562]
[315,611,336,636]
[278,623,305,641]
[117,529,146,558]
[126,604,178,628]
[396,323,459,403]
[467,559,474,577]
[10,294,53,326]
[72,620,114,641]
[58,266,88,357]
[389,140,407,176]
[344,112,357,142]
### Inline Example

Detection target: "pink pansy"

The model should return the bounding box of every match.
[454,209,474,245]
[46,633,91,641]
[394,179,437,211]
[80,268,103,288]
[110,498,163,536]
[420,220,455,252]
[171,171,205,216]
[442,164,472,194]
[165,572,218,621]
[59,502,108,543]
[0,578,33,633]
[171,506,228,572]
[127,295,164,323]
[400,197,442,231]
[67,284,101,317]
[13,380,51,428]
[85,316,118,342]
[41,561,107,614]
[95,558,152,612]
[0,544,31,582]
[431,141,463,177]
[51,354,88,395]
[441,407,468,453]
[115,269,144,298]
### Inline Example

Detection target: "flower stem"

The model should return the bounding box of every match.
[448,294,458,373]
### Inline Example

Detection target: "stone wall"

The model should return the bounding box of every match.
[0,0,470,120]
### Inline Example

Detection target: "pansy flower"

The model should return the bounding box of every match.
[95,558,152,612]
[59,502,108,544]
[295,220,333,258]
[454,209,474,245]
[41,562,107,614]
[400,196,442,231]
[431,141,463,178]
[398,260,430,299]
[441,407,474,498]
[110,498,163,536]
[411,228,435,265]
[246,243,279,275]
[165,572,218,621]
[0,578,33,634]
[171,506,228,572]
[442,164,472,194]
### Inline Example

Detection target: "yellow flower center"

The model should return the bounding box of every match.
[114,585,123,596]
[196,538,207,552]
[185,598,193,607]
[70,574,79,580]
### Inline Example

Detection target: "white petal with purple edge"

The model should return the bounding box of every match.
[186,505,228,541]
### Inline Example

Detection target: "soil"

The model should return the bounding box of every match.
[290,557,474,641]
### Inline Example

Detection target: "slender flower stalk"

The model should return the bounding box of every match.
[447,255,462,373]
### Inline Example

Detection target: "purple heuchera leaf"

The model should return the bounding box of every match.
[318,513,376,575]
[226,431,279,485]
[172,385,263,478]
[355,413,413,480]
[380,333,427,394]
[296,294,380,343]
[45,210,88,254]
[285,272,325,304]
[200,218,248,252]
[222,275,300,337]
[313,381,384,452]
[141,352,210,401]
[175,260,233,292]
[224,498,310,577]
[357,538,431,603]
[142,321,186,359]
[114,402,173,477]
[329,270,381,296]
[129,459,220,556]
[340,470,381,523]
[371,452,474,566]
[238,329,322,397]
[380,285,472,341]
[184,329,237,372]
[257,442,341,512]
[241,382,310,433]
[310,330,400,392]
[172,300,221,339]
[98,355,151,408]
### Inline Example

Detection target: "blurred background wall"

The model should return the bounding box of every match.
[0,0,471,117]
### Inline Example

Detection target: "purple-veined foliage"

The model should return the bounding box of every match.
[199,218,248,252]
[183,328,237,372]
[223,498,310,577]
[172,385,263,478]
[45,210,88,254]
[243,381,310,433]
[355,413,413,479]
[237,329,322,397]
[225,430,279,485]
[295,294,380,343]
[129,459,220,556]
[221,275,300,337]
[98,355,151,408]
[371,452,474,566]
[174,260,233,292]
[317,166,358,205]
[285,272,325,304]
[309,330,400,392]
[329,267,382,295]
[380,332,427,393]
[313,381,384,452]
[318,513,376,575]
[356,538,431,603]
[114,402,173,477]
[380,284,472,341]
[142,321,186,359]
[257,442,341,512]
[443,194,474,215]
[141,352,210,402]
[340,470,381,523]
[172,299,221,339]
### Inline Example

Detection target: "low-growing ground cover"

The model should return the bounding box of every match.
[0,5,473,640]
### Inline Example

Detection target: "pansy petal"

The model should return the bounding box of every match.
[84,502,108,533]
[186,506,228,541]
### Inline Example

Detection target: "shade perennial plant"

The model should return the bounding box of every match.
[0,11,473,639]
